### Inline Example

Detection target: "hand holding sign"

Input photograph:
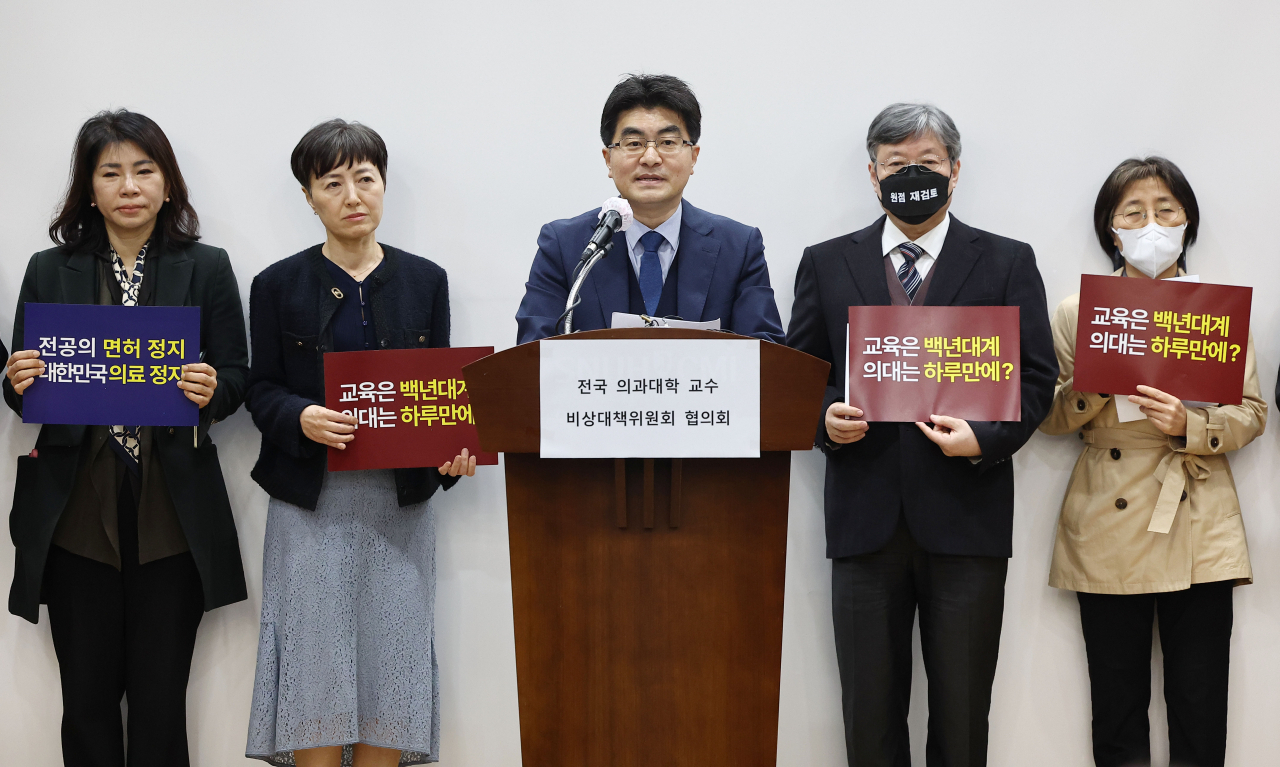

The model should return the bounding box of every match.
[301,405,357,449]
[915,414,982,457]
[5,349,45,394]
[1130,384,1187,436]
[178,363,218,408]
[825,402,868,444]
[439,447,477,477]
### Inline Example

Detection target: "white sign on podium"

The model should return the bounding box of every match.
[539,338,760,458]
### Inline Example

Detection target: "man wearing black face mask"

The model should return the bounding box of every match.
[785,103,1057,766]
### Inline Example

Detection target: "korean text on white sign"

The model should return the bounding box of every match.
[539,338,760,458]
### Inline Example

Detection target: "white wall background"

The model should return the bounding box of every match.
[2,1,1278,764]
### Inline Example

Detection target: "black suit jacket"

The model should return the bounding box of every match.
[244,244,457,511]
[785,215,1057,559]
[2,241,249,622]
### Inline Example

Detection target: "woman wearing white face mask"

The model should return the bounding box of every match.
[1039,157,1265,767]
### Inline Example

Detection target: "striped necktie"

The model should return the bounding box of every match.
[895,241,924,302]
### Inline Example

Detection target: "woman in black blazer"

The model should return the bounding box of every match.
[2,110,248,766]
[244,119,474,767]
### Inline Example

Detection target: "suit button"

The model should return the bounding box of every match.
[1180,490,1188,502]
[1115,498,1127,509]
[168,428,175,435]
[1210,437,1220,448]
[1110,448,1121,460]
[1076,399,1086,411]
[419,335,426,343]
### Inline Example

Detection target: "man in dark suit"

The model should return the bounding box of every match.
[515,74,783,344]
[785,103,1057,766]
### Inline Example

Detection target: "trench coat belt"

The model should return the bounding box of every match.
[1080,427,1212,535]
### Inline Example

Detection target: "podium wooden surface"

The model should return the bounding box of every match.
[464,329,828,767]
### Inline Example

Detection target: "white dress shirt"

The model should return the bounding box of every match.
[880,212,979,461]
[882,212,951,279]
[624,204,682,282]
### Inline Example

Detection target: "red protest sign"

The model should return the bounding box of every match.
[324,347,498,471]
[1073,275,1251,404]
[847,306,1021,422]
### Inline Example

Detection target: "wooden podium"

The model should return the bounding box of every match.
[463,329,828,767]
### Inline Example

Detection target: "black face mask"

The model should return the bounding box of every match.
[878,164,951,225]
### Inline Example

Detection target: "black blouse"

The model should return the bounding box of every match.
[322,257,384,352]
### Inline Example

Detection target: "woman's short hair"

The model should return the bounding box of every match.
[1093,156,1200,270]
[291,119,388,190]
[49,110,199,253]
[600,74,702,145]
[866,103,962,163]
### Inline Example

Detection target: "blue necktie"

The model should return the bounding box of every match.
[638,230,665,315]
[895,241,924,302]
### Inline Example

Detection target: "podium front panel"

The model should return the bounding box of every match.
[505,452,790,767]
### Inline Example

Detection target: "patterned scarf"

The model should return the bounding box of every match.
[108,241,149,468]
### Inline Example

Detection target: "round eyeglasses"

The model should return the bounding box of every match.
[1112,205,1185,227]
[877,156,951,175]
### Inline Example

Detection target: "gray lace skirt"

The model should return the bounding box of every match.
[246,470,440,765]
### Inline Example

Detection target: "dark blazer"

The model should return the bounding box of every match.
[515,199,785,344]
[3,241,250,622]
[785,215,1057,559]
[245,244,457,511]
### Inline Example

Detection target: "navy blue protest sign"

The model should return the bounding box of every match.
[22,303,201,426]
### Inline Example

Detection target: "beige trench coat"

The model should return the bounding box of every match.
[1040,279,1265,594]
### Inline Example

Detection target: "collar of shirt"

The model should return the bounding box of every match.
[624,203,682,282]
[882,212,950,281]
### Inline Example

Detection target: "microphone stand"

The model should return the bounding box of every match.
[563,240,613,335]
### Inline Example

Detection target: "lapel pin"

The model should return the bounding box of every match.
[332,287,344,300]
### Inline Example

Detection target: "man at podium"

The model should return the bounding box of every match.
[514,74,784,344]
[785,103,1057,766]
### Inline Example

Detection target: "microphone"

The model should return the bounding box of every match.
[580,197,633,260]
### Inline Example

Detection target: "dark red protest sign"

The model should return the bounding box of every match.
[324,347,498,471]
[847,306,1021,422]
[1073,275,1251,404]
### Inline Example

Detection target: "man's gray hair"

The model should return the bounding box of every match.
[866,103,961,163]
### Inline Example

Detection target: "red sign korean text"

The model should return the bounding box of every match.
[324,346,498,471]
[1073,275,1251,404]
[847,306,1021,422]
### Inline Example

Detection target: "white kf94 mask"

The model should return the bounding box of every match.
[1113,221,1187,278]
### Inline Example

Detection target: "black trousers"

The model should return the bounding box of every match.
[42,470,204,767]
[1077,581,1234,767]
[831,518,1008,767]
